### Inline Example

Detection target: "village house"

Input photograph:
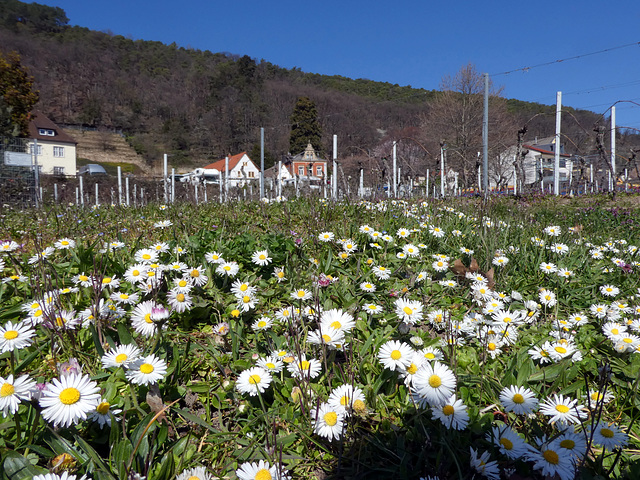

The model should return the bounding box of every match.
[27,111,78,176]
[493,136,572,189]
[289,142,327,179]
[203,152,260,187]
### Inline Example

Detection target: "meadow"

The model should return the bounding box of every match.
[1,193,640,480]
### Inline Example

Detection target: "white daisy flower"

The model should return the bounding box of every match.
[539,394,587,426]
[251,250,272,266]
[88,398,122,428]
[412,361,457,407]
[0,321,35,353]
[126,354,168,386]
[431,394,469,430]
[0,374,37,416]
[39,373,101,427]
[236,459,290,480]
[499,385,538,415]
[394,298,423,324]
[378,340,413,371]
[101,344,141,369]
[236,367,272,396]
[287,355,322,379]
[327,384,366,415]
[311,402,345,441]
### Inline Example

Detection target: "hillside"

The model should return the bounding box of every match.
[2,0,639,181]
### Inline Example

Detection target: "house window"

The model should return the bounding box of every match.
[38,128,55,136]
[298,166,305,175]
[316,165,323,176]
[248,171,255,178]
[30,145,43,155]
[53,166,65,175]
[53,146,65,157]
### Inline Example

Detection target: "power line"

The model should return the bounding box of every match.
[490,41,640,77]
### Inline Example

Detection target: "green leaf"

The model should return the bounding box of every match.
[3,450,48,480]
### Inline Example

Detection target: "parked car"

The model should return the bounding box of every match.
[78,164,108,176]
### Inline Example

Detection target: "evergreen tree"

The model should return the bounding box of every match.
[0,50,39,137]
[289,96,323,155]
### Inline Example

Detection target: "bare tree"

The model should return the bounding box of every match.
[420,64,515,188]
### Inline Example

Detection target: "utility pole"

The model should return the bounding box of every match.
[554,92,562,195]
[482,73,489,200]
[260,127,265,199]
[393,140,397,198]
[611,106,616,191]
[332,134,338,199]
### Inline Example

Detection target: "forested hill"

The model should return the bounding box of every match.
[1,0,630,171]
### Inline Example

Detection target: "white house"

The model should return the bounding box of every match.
[493,137,572,190]
[27,111,77,176]
[203,152,260,187]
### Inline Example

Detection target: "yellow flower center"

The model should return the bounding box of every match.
[243,296,251,304]
[555,405,570,413]
[144,313,152,324]
[500,438,514,450]
[191,270,199,277]
[142,254,151,260]
[79,275,88,281]
[179,280,188,287]
[1,382,15,397]
[560,439,575,449]
[147,271,156,277]
[390,350,402,360]
[55,317,65,327]
[240,284,248,291]
[115,353,128,363]
[324,411,338,426]
[176,293,185,302]
[266,362,275,369]
[59,387,81,405]
[277,272,284,278]
[255,469,272,480]
[96,401,110,414]
[623,338,633,344]
[259,254,266,260]
[543,449,559,465]
[555,346,567,354]
[102,277,112,284]
[3,330,18,340]
[120,294,129,300]
[512,393,524,404]
[322,334,331,343]
[223,266,231,271]
[601,428,614,438]
[258,321,267,328]
[248,374,261,385]
[488,343,496,351]
[429,375,442,388]
[591,392,603,401]
[611,328,619,335]
[407,363,418,375]
[442,404,454,416]
[140,363,154,374]
[353,399,366,414]
[300,360,310,370]
[403,307,413,315]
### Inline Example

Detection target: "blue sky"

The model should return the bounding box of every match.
[38,0,640,131]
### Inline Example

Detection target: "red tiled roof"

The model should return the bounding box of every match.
[524,144,570,157]
[28,111,77,144]
[203,152,248,171]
